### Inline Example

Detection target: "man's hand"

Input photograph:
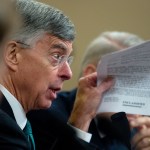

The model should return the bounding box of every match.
[130,116,150,150]
[68,72,113,132]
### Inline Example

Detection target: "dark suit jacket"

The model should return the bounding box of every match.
[28,89,100,150]
[28,89,131,150]
[0,95,30,150]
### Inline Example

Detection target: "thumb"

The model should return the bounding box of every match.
[98,76,114,93]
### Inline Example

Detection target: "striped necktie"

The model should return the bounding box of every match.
[23,120,35,150]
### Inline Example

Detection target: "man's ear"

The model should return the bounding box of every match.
[83,64,96,76]
[4,41,20,71]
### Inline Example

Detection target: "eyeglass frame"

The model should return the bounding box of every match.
[15,41,74,68]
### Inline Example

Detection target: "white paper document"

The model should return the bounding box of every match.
[97,40,150,115]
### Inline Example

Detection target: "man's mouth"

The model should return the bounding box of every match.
[48,87,61,100]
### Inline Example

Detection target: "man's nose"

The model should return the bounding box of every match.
[58,62,73,80]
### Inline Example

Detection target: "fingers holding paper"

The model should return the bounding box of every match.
[68,72,114,131]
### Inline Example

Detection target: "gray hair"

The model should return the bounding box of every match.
[11,0,75,45]
[80,31,144,77]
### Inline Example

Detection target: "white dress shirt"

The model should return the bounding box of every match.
[69,124,92,142]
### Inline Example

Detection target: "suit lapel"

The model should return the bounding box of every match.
[0,93,31,149]
[0,94,16,121]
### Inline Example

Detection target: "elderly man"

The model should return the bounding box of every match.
[0,0,113,150]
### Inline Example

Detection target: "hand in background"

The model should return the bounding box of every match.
[130,116,150,150]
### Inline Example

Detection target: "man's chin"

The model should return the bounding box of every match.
[37,100,52,110]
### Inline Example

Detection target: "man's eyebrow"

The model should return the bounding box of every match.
[51,43,69,52]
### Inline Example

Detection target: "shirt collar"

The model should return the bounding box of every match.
[0,84,27,130]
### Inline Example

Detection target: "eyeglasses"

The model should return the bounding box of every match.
[49,54,74,67]
[16,41,74,67]
[16,41,30,48]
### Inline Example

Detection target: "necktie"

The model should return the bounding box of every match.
[23,120,35,150]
